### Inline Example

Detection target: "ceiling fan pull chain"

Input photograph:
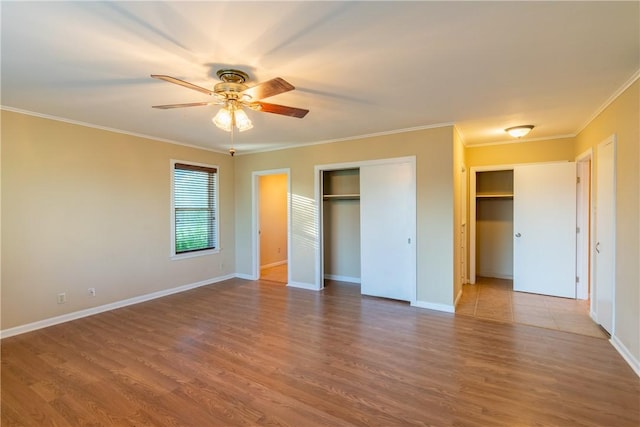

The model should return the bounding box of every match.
[229,121,236,156]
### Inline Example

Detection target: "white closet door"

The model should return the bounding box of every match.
[360,161,415,302]
[513,162,576,298]
[595,138,615,333]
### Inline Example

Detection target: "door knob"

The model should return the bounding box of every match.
[515,233,521,238]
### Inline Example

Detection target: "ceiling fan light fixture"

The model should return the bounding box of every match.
[505,125,534,138]
[212,107,233,132]
[212,105,253,132]
[234,108,253,132]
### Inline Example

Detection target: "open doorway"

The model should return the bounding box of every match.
[321,168,361,289]
[253,170,290,284]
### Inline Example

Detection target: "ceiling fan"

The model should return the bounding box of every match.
[151,69,309,133]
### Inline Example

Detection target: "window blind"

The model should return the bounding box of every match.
[173,163,218,254]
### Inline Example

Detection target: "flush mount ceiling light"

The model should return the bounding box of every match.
[505,125,534,138]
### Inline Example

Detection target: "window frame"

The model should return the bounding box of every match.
[170,159,220,260]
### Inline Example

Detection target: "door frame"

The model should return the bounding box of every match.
[575,148,593,300]
[460,164,468,285]
[251,168,291,282]
[314,156,416,294]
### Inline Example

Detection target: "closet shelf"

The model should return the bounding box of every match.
[323,194,360,200]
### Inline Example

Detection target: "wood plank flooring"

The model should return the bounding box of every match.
[2,278,639,426]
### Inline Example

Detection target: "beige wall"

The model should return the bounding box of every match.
[1,110,236,330]
[466,137,576,167]
[235,126,456,306]
[258,174,288,267]
[575,79,639,365]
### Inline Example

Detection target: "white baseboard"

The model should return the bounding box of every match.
[287,281,320,291]
[610,334,640,377]
[0,274,235,339]
[235,273,257,280]
[323,274,361,284]
[260,260,287,269]
[412,300,455,313]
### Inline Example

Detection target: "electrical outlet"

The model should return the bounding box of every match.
[88,288,96,297]
[57,292,67,304]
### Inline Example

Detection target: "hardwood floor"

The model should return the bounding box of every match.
[2,278,638,426]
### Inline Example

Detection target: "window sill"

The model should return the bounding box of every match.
[171,248,220,260]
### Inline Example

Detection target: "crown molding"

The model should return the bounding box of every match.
[466,134,577,148]
[575,68,640,136]
[236,122,456,156]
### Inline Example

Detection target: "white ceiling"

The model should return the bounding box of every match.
[2,1,638,154]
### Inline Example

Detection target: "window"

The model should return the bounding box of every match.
[172,161,218,256]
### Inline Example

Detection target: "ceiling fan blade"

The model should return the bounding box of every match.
[242,77,294,100]
[251,102,309,118]
[151,74,213,95]
[152,102,211,109]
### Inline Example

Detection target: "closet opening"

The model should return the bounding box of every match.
[322,168,361,289]
[475,169,514,283]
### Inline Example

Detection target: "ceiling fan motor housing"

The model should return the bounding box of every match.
[214,69,250,100]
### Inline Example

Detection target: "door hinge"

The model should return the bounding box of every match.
[577,176,581,184]
[576,226,580,233]
[576,276,580,283]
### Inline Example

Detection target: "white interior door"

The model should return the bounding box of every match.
[360,161,415,301]
[595,138,615,333]
[513,162,577,298]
